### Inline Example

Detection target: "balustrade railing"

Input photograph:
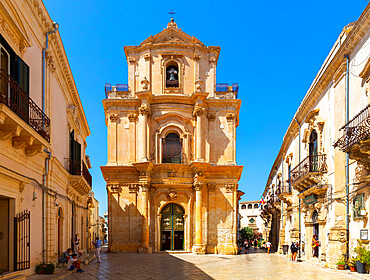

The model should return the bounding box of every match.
[276,184,292,196]
[0,69,50,141]
[66,158,92,187]
[334,104,370,152]
[290,154,327,186]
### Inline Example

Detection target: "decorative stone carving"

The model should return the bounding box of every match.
[194,53,201,61]
[144,54,151,61]
[128,184,138,193]
[225,184,235,193]
[192,105,204,117]
[109,114,118,122]
[141,183,150,192]
[195,79,203,92]
[128,113,138,122]
[141,77,150,90]
[127,57,136,64]
[226,113,235,122]
[193,182,203,191]
[139,104,151,116]
[166,189,178,200]
[207,113,216,121]
[12,136,34,149]
[108,184,121,193]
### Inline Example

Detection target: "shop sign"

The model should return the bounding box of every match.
[303,195,317,205]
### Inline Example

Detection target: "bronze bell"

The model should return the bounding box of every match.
[169,73,176,81]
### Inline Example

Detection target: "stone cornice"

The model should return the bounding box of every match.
[25,0,90,139]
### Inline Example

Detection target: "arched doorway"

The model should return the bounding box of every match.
[160,203,184,251]
[312,210,319,258]
[57,207,63,256]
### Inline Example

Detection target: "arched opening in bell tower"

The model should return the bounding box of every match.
[166,62,179,88]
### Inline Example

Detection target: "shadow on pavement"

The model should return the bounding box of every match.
[245,248,268,254]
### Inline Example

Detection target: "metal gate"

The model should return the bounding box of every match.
[14,210,30,271]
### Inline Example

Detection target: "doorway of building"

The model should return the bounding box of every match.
[57,207,63,257]
[312,210,319,258]
[0,197,9,271]
[160,203,184,251]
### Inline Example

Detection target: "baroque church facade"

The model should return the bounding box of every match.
[101,19,243,254]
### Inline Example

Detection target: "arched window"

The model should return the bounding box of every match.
[254,204,259,209]
[162,133,182,163]
[248,204,253,209]
[309,130,318,171]
[241,204,246,209]
[166,63,179,88]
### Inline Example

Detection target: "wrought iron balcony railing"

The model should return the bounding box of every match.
[276,184,292,196]
[334,104,370,152]
[0,69,50,141]
[290,154,327,186]
[65,158,92,187]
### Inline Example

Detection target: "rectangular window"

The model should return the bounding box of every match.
[353,194,365,218]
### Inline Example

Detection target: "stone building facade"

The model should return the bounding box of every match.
[101,19,243,255]
[238,201,265,234]
[0,0,92,274]
[262,3,370,266]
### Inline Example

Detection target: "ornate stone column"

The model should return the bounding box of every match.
[193,182,206,254]
[193,105,204,162]
[139,104,150,162]
[140,183,151,253]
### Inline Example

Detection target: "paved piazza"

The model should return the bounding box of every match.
[58,247,367,280]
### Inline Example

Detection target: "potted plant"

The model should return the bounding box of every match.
[354,240,370,274]
[35,263,55,274]
[336,257,346,270]
[348,257,357,272]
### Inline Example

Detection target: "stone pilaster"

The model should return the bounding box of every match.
[138,104,150,162]
[193,182,206,254]
[193,104,204,162]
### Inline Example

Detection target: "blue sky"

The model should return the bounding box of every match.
[43,0,369,216]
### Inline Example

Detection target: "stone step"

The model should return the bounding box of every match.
[0,272,26,280]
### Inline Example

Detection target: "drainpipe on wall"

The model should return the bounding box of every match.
[281,160,284,247]
[294,117,302,261]
[344,54,350,266]
[43,149,51,264]
[42,22,59,113]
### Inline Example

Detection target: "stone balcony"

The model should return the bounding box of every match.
[334,104,370,167]
[105,83,130,99]
[65,158,92,195]
[214,83,238,99]
[276,184,292,206]
[290,154,327,193]
[0,69,50,156]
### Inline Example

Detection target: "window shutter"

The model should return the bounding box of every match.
[17,57,29,96]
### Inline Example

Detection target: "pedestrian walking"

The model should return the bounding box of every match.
[266,241,272,254]
[244,239,248,253]
[291,241,298,261]
[74,233,80,255]
[93,236,102,263]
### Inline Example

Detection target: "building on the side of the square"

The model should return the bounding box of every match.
[238,201,265,235]
[0,0,92,274]
[88,191,99,250]
[101,18,243,254]
[262,3,370,266]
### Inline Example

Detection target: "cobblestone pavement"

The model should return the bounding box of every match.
[58,247,367,280]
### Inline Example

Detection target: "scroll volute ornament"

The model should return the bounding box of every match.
[195,79,203,92]
[139,104,151,116]
[226,113,235,122]
[192,104,204,118]
[109,114,118,122]
[193,182,204,191]
[128,113,138,122]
